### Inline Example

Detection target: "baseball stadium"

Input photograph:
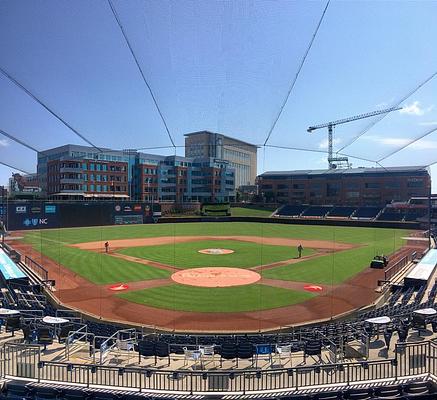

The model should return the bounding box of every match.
[1,1,437,399]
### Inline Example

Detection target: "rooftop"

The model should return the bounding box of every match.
[184,130,259,148]
[260,165,429,177]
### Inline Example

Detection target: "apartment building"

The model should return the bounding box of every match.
[257,166,431,206]
[184,131,258,188]
[38,145,235,202]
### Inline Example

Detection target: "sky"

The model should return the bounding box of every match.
[0,0,436,191]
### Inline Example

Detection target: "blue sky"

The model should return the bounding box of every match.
[0,0,436,190]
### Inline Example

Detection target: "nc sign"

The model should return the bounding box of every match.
[23,218,48,227]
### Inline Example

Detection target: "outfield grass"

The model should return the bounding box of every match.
[22,238,170,285]
[117,239,315,269]
[22,222,409,289]
[23,222,410,245]
[263,228,406,284]
[230,207,273,217]
[117,283,316,312]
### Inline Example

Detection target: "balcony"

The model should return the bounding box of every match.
[60,167,83,173]
[60,178,84,184]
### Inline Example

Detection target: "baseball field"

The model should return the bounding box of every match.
[17,222,410,326]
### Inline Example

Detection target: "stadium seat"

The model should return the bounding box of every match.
[236,341,254,367]
[1,382,31,399]
[403,381,434,397]
[61,387,92,400]
[37,326,54,350]
[138,340,155,363]
[154,341,170,366]
[373,384,403,398]
[5,316,22,336]
[343,388,373,400]
[220,343,238,367]
[33,386,61,399]
[57,323,76,343]
[304,339,322,364]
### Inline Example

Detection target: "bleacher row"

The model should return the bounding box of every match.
[276,205,431,221]
[1,380,436,400]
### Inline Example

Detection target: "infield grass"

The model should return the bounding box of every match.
[117,283,316,312]
[117,239,315,269]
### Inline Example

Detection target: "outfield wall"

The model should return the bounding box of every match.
[1,201,161,230]
[159,216,421,230]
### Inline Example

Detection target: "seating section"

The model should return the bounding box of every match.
[377,209,406,221]
[1,379,435,400]
[327,206,356,218]
[301,206,332,217]
[404,209,428,221]
[276,205,308,217]
[353,207,382,219]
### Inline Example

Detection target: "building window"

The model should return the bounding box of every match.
[365,182,380,189]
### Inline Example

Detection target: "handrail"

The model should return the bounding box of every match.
[65,324,91,360]
[1,339,436,395]
[24,255,49,282]
[98,328,137,364]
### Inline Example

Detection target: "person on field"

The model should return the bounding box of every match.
[297,244,303,258]
[105,241,109,253]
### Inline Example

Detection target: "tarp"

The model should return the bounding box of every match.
[0,248,26,280]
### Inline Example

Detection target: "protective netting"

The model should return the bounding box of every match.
[0,0,436,179]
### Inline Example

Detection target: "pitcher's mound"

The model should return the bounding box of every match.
[171,267,260,287]
[198,248,234,255]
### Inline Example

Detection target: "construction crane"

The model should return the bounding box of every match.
[307,106,402,169]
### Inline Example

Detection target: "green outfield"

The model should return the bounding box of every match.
[22,222,409,312]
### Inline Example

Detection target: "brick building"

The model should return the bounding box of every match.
[38,145,235,202]
[257,166,431,206]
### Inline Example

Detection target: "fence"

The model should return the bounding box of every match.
[384,251,416,282]
[24,256,49,282]
[1,340,436,395]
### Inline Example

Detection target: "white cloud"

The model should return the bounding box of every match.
[419,121,437,126]
[0,139,8,147]
[362,135,437,150]
[318,137,341,149]
[399,101,434,116]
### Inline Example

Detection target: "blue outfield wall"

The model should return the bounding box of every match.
[0,201,160,230]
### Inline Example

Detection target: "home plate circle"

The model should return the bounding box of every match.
[171,267,260,287]
[198,248,234,255]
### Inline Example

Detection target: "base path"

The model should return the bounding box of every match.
[8,234,427,333]
[71,235,356,251]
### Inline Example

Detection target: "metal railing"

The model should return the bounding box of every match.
[24,256,49,282]
[384,252,416,282]
[1,339,436,395]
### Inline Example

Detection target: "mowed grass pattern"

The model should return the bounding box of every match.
[263,228,406,284]
[22,239,170,285]
[117,283,316,312]
[117,240,315,269]
[22,223,409,291]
